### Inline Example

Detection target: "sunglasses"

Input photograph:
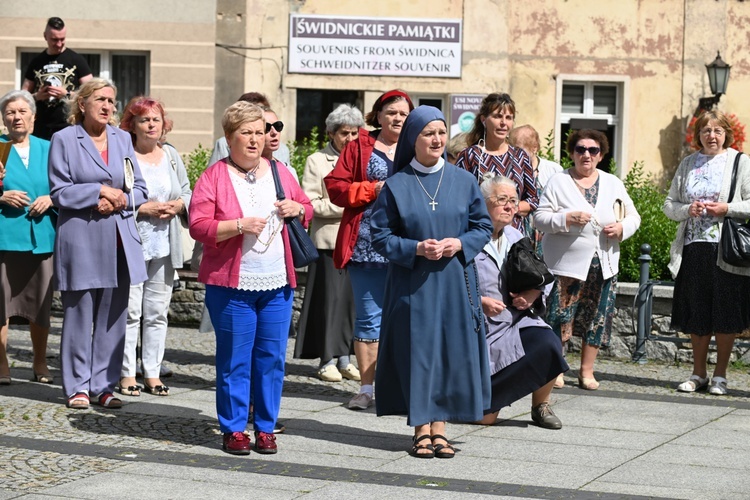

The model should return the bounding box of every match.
[574,146,601,156]
[265,121,284,133]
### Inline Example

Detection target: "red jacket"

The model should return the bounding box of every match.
[324,128,379,269]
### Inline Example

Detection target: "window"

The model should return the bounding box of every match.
[414,96,444,111]
[555,76,629,175]
[19,50,149,114]
[295,89,362,140]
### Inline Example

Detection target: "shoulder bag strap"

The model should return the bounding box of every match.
[270,159,286,201]
[727,152,743,204]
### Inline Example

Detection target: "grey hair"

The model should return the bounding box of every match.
[325,104,364,133]
[0,90,36,115]
[480,172,518,198]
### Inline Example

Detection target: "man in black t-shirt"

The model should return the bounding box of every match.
[22,17,93,140]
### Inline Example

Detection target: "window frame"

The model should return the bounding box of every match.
[555,74,630,176]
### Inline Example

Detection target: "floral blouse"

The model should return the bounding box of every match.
[684,152,727,244]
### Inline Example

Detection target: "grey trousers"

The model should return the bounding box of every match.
[60,270,131,398]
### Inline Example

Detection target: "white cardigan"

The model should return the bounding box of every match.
[534,170,641,280]
[663,148,750,277]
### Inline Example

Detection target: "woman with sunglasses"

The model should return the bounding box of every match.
[455,93,537,233]
[534,129,640,390]
[262,109,298,183]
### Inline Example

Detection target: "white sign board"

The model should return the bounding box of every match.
[288,15,463,78]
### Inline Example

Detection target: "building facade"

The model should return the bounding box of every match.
[2,0,749,180]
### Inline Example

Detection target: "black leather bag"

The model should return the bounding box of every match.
[720,153,750,267]
[506,236,555,293]
[270,161,319,268]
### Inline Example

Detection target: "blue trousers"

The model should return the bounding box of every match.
[206,284,292,434]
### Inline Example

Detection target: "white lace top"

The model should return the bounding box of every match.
[229,167,287,291]
[137,153,172,260]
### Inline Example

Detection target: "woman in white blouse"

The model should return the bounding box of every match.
[534,129,640,390]
[119,97,191,397]
[664,110,750,396]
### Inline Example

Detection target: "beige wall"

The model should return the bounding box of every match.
[0,0,216,156]
[2,0,749,176]
[235,0,750,180]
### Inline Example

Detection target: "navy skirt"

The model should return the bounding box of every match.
[672,242,750,336]
[486,325,569,413]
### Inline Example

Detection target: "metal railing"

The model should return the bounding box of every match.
[632,243,750,364]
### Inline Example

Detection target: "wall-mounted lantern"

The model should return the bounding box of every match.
[698,52,731,111]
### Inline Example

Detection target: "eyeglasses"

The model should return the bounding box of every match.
[700,127,725,136]
[265,121,284,133]
[484,195,519,208]
[574,146,601,156]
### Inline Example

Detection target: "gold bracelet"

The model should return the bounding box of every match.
[236,218,243,234]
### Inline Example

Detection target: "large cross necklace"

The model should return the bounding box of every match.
[413,165,445,211]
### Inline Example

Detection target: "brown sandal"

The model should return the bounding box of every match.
[411,434,434,459]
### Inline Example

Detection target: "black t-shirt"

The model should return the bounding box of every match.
[24,48,92,140]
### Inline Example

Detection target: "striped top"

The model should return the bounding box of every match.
[455,144,538,230]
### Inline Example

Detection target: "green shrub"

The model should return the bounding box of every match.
[619,161,677,282]
[539,129,572,169]
[183,143,211,189]
[287,127,324,180]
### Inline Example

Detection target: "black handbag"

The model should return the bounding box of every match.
[506,236,555,293]
[270,161,319,268]
[720,153,750,267]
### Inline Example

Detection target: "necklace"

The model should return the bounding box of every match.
[378,133,397,156]
[94,136,107,152]
[228,157,260,183]
[413,165,445,211]
[570,169,598,192]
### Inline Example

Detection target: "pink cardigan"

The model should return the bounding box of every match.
[189,158,313,289]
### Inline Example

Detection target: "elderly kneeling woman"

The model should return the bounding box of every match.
[474,173,568,428]
[189,102,312,455]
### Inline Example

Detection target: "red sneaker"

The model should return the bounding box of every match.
[222,432,251,455]
[254,431,277,454]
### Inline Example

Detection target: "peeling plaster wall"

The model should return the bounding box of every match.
[0,1,747,172]
[236,0,750,177]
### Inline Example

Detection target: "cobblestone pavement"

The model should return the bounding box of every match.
[1,316,749,497]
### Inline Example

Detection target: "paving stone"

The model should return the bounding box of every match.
[2,316,749,499]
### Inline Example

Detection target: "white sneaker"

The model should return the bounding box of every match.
[317,364,342,382]
[708,376,728,395]
[347,392,373,410]
[339,363,361,381]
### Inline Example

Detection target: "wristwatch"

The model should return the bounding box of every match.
[298,206,305,218]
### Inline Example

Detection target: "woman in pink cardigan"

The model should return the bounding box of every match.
[189,102,312,456]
